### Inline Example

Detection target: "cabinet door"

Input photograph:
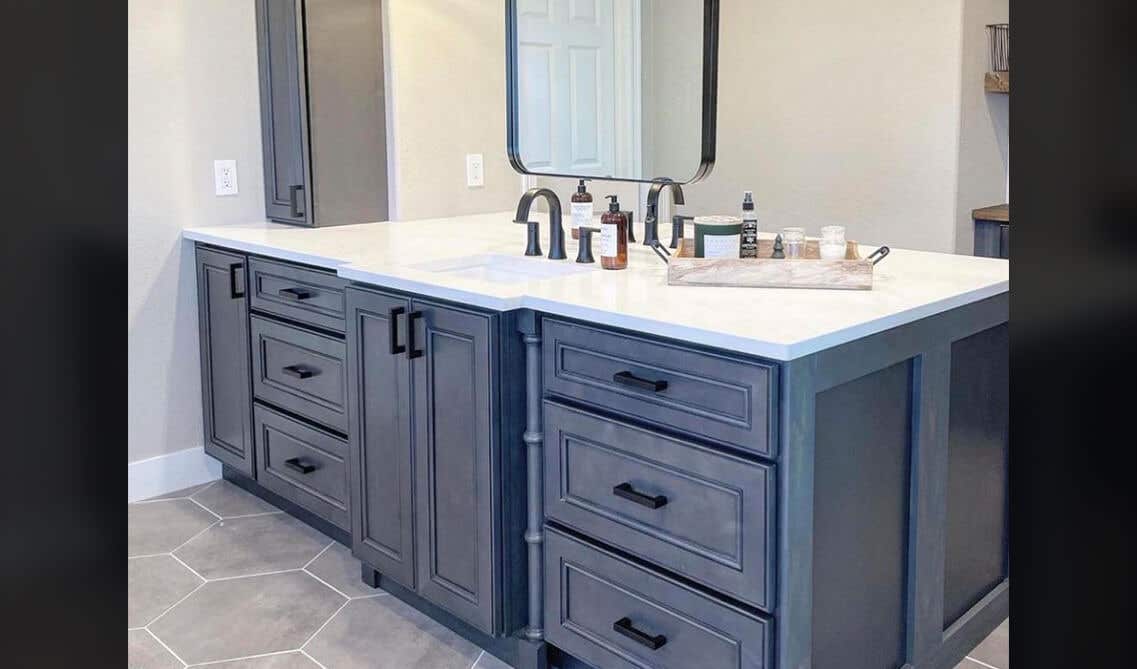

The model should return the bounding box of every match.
[410,300,499,634]
[255,0,312,225]
[196,247,254,476]
[346,287,415,589]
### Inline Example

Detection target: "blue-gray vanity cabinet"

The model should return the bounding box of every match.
[345,287,416,590]
[195,246,255,477]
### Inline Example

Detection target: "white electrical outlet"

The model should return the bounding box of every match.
[214,160,239,196]
[466,154,485,188]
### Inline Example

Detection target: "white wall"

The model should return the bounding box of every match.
[128,0,265,464]
[954,0,1010,253]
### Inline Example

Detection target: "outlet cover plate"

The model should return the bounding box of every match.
[466,154,484,188]
[214,159,239,196]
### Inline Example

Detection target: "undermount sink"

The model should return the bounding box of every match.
[408,253,595,284]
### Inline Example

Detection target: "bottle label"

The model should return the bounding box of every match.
[703,234,741,258]
[600,222,618,257]
[571,202,592,230]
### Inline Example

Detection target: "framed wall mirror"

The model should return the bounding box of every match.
[506,0,720,185]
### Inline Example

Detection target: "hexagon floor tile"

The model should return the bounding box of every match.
[191,480,280,518]
[305,541,380,598]
[128,629,181,669]
[149,571,345,666]
[304,595,482,669]
[129,554,204,628]
[129,498,218,557]
[174,512,332,579]
[188,651,320,668]
[145,481,218,501]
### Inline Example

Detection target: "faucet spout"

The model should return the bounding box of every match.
[644,180,685,246]
[514,187,566,260]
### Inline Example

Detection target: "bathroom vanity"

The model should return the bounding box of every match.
[185,214,1008,669]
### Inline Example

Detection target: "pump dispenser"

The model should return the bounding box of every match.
[600,195,629,270]
[570,179,594,240]
[740,191,759,258]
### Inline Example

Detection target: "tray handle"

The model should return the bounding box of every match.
[867,246,891,265]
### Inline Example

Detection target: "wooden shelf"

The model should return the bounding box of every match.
[972,204,1009,223]
[984,71,1010,94]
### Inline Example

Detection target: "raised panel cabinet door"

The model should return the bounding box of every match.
[255,0,312,225]
[410,300,499,635]
[345,287,415,589]
[196,246,254,476]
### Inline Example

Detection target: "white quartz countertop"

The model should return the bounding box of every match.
[184,212,1009,361]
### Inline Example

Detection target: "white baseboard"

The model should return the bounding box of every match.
[129,446,222,502]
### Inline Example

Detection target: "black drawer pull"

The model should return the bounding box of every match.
[282,365,316,380]
[389,306,406,355]
[284,458,317,475]
[613,482,668,509]
[613,371,668,392]
[613,617,667,650]
[407,310,424,359]
[278,287,313,301]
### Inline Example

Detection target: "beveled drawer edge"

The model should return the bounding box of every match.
[255,408,349,514]
[253,330,348,414]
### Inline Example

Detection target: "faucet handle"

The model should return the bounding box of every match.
[670,215,695,249]
[576,226,601,264]
[516,219,542,257]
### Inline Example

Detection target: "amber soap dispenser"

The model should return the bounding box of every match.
[600,194,628,270]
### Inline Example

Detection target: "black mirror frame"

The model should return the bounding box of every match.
[505,0,720,186]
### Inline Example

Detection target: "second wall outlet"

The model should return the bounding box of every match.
[214,160,239,196]
[466,154,484,188]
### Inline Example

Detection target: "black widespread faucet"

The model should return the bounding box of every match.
[644,180,685,246]
[514,187,567,260]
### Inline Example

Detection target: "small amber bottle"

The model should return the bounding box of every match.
[600,195,628,270]
[570,179,593,240]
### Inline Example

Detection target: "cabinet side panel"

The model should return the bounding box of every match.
[812,360,913,669]
[944,324,1009,628]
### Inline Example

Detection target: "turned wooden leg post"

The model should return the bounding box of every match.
[519,312,545,644]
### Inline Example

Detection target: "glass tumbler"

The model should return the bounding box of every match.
[819,225,847,260]
[781,227,806,258]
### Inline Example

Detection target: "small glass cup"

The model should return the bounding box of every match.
[819,225,847,260]
[781,227,806,258]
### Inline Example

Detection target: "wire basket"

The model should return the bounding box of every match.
[987,23,1009,72]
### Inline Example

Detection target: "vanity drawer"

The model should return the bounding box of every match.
[542,319,776,457]
[544,401,774,611]
[249,257,348,332]
[254,404,349,530]
[251,315,348,433]
[545,528,772,669]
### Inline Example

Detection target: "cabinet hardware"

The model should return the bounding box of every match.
[613,371,668,392]
[289,185,305,218]
[284,457,317,474]
[613,482,668,509]
[282,365,316,380]
[229,263,245,299]
[389,306,406,355]
[407,311,424,359]
[278,287,313,301]
[612,617,667,650]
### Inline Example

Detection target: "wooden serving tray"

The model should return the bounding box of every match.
[667,238,881,290]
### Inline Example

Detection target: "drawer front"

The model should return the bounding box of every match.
[254,404,349,529]
[546,528,772,669]
[545,402,774,611]
[543,319,776,457]
[251,315,348,433]
[249,257,348,332]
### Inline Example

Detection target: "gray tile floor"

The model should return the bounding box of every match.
[130,480,1007,669]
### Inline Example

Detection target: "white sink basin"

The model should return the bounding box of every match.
[409,253,595,284]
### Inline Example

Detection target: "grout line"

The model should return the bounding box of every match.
[220,510,286,520]
[302,568,355,600]
[144,580,206,629]
[129,551,178,560]
[169,552,209,583]
[302,541,336,569]
[186,479,220,501]
[300,598,351,650]
[186,497,224,521]
[470,649,485,669]
[185,649,301,667]
[965,657,1002,669]
[168,520,221,555]
[143,627,189,668]
[206,568,304,583]
[300,649,329,669]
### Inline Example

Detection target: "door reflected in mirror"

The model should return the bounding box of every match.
[508,0,718,184]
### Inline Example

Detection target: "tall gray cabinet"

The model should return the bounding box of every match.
[255,0,389,227]
[195,247,254,476]
[346,287,523,637]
